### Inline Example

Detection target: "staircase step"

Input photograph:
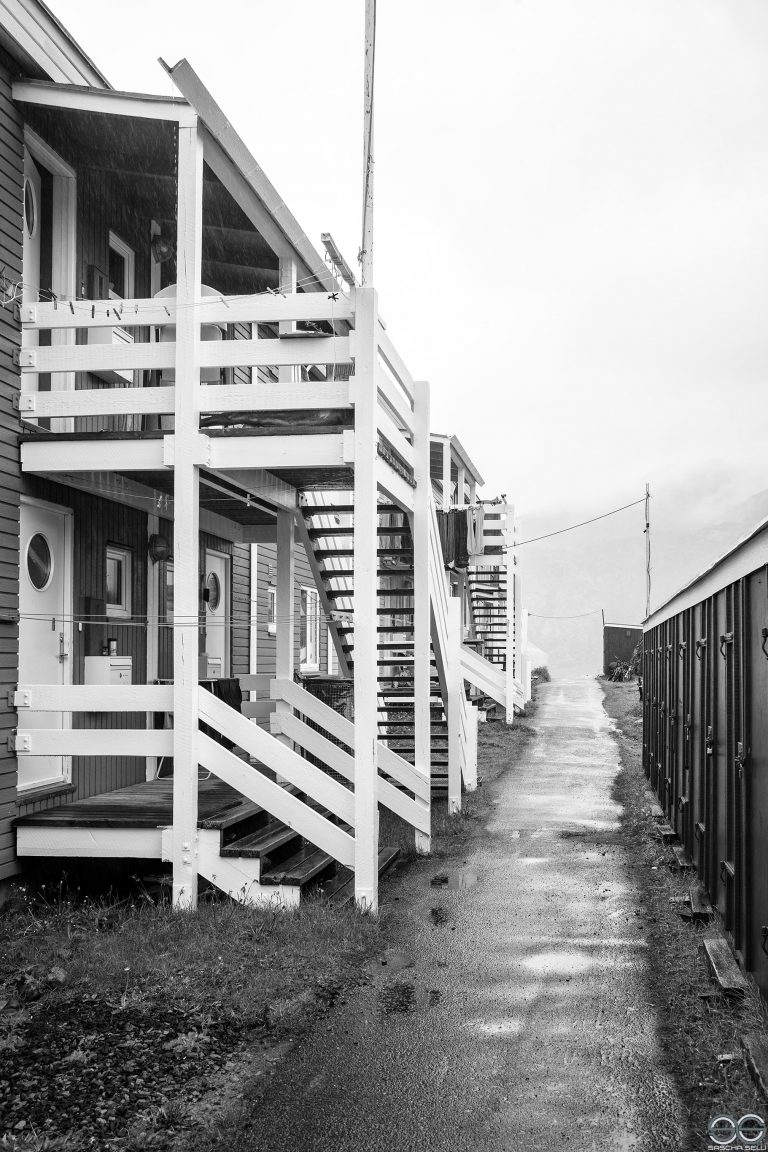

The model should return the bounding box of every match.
[337,625,415,633]
[322,570,414,579]
[301,504,403,517]
[220,819,299,859]
[260,844,337,887]
[321,847,401,906]
[308,527,411,539]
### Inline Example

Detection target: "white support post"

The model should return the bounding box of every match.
[278,256,297,384]
[146,512,160,782]
[457,465,466,507]
[441,440,451,512]
[522,607,532,704]
[464,701,479,792]
[275,510,295,757]
[353,284,379,910]
[411,380,431,855]
[172,121,203,909]
[469,478,477,505]
[504,504,516,726]
[447,596,462,814]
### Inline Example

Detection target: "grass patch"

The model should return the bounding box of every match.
[602,681,768,1149]
[0,883,380,1148]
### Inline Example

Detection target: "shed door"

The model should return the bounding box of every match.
[19,499,73,791]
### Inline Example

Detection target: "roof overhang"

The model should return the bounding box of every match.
[0,0,110,86]
[13,61,342,300]
[430,433,485,487]
[161,58,338,294]
[12,78,196,126]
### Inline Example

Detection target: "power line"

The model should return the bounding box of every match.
[515,496,648,547]
[528,609,603,620]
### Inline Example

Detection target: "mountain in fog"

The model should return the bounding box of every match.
[518,477,768,678]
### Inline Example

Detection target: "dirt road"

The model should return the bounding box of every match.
[221,680,688,1151]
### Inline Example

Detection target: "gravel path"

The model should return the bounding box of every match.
[217,679,689,1151]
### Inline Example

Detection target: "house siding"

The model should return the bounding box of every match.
[0,56,24,881]
[254,541,329,677]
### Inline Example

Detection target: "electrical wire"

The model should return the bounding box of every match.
[527,609,603,620]
[514,496,648,547]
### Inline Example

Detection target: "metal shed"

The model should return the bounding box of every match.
[643,514,768,997]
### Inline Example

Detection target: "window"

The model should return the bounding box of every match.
[300,587,320,671]
[267,585,276,635]
[108,231,134,300]
[106,545,132,618]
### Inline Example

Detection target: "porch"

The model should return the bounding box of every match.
[8,62,512,911]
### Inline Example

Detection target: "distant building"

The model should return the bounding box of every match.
[603,624,642,676]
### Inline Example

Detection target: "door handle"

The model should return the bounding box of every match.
[58,631,69,662]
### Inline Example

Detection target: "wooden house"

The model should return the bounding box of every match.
[0,2,527,911]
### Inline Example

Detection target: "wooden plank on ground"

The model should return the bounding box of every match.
[689,886,713,922]
[703,938,749,998]
[742,1034,768,1102]
[656,823,678,844]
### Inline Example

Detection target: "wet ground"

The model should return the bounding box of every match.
[230,679,688,1151]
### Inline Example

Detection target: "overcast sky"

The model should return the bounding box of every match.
[55,0,768,523]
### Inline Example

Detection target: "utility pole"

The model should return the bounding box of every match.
[644,482,651,619]
[360,0,376,285]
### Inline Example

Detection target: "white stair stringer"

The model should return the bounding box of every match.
[461,643,506,708]
[161,828,301,909]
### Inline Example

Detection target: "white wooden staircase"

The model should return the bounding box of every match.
[301,494,451,794]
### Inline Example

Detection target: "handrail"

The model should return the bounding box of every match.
[18,336,352,377]
[14,684,173,711]
[199,733,355,868]
[270,677,430,801]
[198,687,354,825]
[20,292,355,331]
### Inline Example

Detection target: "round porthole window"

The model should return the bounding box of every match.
[206,572,221,611]
[23,177,37,240]
[26,533,52,591]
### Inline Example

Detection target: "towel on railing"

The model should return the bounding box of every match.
[200,677,242,749]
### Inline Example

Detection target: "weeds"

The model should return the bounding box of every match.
[0,883,380,1028]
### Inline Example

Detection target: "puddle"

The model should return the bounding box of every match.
[429,906,450,925]
[379,978,416,1015]
[366,950,415,977]
[467,1017,524,1037]
[376,981,443,1016]
[429,869,479,890]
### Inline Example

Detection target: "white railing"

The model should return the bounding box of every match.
[14,683,172,757]
[17,292,355,424]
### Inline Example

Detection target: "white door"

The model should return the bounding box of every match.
[204,550,230,678]
[19,499,73,791]
[22,150,41,397]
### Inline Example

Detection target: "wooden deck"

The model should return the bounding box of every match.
[15,778,257,830]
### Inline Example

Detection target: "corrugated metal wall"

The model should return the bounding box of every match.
[644,565,768,998]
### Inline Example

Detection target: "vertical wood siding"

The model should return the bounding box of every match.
[254,542,328,680]
[0,59,22,881]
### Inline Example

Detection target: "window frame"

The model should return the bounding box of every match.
[300,585,321,672]
[105,544,132,619]
[267,585,276,635]
[108,230,135,301]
